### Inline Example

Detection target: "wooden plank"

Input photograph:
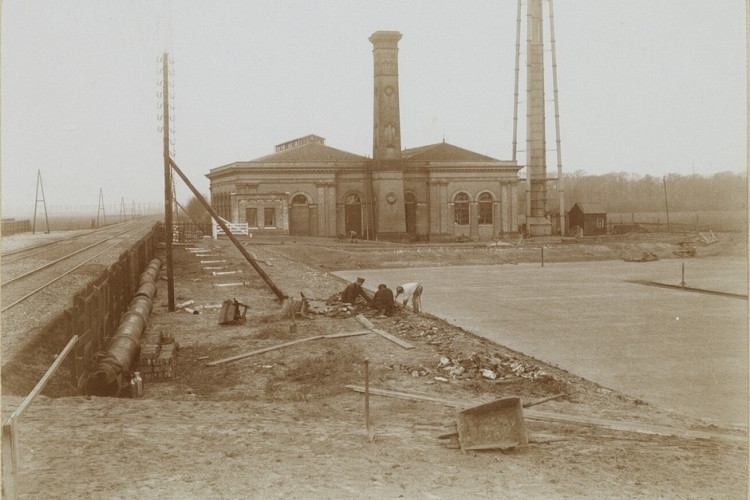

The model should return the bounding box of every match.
[346,385,469,408]
[372,329,414,349]
[523,393,565,408]
[354,314,414,350]
[346,385,746,443]
[354,314,374,329]
[523,410,746,443]
[206,329,376,366]
[323,330,373,339]
[9,335,79,421]
[206,336,324,366]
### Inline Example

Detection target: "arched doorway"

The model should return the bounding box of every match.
[289,194,310,236]
[404,192,417,236]
[344,193,363,238]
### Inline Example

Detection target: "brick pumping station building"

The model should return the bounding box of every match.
[206,31,524,242]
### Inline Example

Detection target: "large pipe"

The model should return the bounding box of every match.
[84,257,162,396]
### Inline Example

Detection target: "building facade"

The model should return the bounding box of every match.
[206,31,522,242]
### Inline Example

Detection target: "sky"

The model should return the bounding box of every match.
[1,0,747,218]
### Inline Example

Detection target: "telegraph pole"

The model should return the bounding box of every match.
[162,52,175,311]
[663,175,671,234]
[32,169,50,234]
[96,188,106,227]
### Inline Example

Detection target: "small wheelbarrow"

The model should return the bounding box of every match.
[439,397,528,452]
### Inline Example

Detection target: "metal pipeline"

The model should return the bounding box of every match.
[84,257,162,396]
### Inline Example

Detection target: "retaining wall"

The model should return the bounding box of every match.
[64,224,161,392]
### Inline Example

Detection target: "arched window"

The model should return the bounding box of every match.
[453,192,469,225]
[478,192,493,225]
[345,193,362,204]
[291,194,308,205]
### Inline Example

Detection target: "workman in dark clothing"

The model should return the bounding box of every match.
[372,283,395,317]
[341,277,371,305]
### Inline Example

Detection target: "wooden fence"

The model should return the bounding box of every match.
[1,219,32,236]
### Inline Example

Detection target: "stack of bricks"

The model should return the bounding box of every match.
[139,331,179,382]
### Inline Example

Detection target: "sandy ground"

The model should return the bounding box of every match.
[2,232,748,499]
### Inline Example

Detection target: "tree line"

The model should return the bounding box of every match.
[183,170,746,222]
[550,170,747,213]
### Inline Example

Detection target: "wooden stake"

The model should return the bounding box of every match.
[364,359,374,442]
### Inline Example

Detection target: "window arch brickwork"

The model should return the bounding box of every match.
[478,192,493,225]
[453,192,470,225]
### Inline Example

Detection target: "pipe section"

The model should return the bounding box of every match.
[83,257,162,396]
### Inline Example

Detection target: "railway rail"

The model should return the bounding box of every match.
[0,218,158,313]
[1,218,148,263]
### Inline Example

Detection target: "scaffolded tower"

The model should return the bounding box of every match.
[514,0,565,236]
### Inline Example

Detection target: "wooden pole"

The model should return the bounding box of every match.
[2,422,15,499]
[163,53,175,311]
[511,0,522,162]
[365,358,374,442]
[548,0,565,236]
[663,175,671,234]
[169,158,286,301]
[681,262,685,288]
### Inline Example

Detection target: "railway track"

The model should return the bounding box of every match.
[1,218,149,263]
[0,218,158,313]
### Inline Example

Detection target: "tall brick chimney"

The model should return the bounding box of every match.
[525,0,552,235]
[370,31,403,161]
[368,31,407,239]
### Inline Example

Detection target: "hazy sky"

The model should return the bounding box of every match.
[1,1,747,217]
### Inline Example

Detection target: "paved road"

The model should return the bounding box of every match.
[336,257,748,426]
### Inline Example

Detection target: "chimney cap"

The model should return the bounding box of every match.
[369,31,402,45]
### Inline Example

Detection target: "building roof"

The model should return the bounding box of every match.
[401,141,499,162]
[252,142,369,163]
[572,203,606,214]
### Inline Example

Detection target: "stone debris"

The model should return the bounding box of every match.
[139,331,179,382]
[673,242,696,257]
[435,352,550,382]
[624,251,658,262]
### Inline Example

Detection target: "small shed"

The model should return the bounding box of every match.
[568,203,607,236]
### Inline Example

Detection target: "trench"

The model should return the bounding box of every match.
[1,224,162,399]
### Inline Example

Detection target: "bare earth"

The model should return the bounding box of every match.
[2,232,748,499]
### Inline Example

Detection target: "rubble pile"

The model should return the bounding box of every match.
[304,293,366,318]
[435,353,551,381]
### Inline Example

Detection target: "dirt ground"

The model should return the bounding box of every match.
[3,232,748,499]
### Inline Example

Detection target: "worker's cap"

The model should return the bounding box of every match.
[395,286,404,293]
[356,277,365,283]
[378,283,387,289]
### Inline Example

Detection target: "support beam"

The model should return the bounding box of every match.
[169,158,286,301]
